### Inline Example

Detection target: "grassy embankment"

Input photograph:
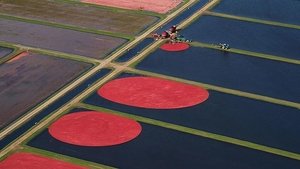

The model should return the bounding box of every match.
[186,11,300,65]
[191,41,300,65]
[205,11,300,30]
[128,68,300,110]
[79,103,300,161]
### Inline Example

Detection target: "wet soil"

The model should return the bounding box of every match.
[0,18,127,59]
[0,52,91,129]
[0,0,158,35]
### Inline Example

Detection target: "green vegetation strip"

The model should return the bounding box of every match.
[0,45,19,64]
[0,41,100,64]
[78,103,300,161]
[191,41,300,65]
[205,11,300,30]
[124,68,300,109]
[0,13,132,40]
[21,146,116,169]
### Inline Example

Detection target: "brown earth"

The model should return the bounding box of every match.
[0,0,158,35]
[81,0,182,13]
[0,52,92,129]
[0,18,127,59]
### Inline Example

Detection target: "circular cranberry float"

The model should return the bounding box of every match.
[98,76,209,109]
[49,111,142,146]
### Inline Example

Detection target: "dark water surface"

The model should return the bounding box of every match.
[157,0,209,33]
[115,38,154,62]
[0,46,13,59]
[136,47,300,103]
[115,0,210,63]
[83,73,300,154]
[213,0,300,25]
[181,16,300,60]
[28,110,300,169]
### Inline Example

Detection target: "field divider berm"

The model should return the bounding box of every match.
[191,41,300,65]
[0,13,133,40]
[0,46,19,64]
[78,103,300,161]
[0,41,101,64]
[21,145,116,169]
[121,67,300,110]
[205,11,300,30]
[1,0,216,158]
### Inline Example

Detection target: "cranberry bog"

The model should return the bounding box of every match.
[181,15,300,60]
[84,73,300,154]
[0,0,159,36]
[1,0,300,168]
[0,152,87,169]
[212,0,300,25]
[137,46,300,103]
[0,18,127,59]
[81,0,183,14]
[0,52,91,129]
[28,107,300,169]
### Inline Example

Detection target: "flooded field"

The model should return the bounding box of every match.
[0,47,13,59]
[0,18,127,59]
[181,16,300,60]
[0,0,158,35]
[213,0,300,25]
[136,47,300,103]
[1,0,300,168]
[115,38,153,62]
[28,109,300,169]
[0,52,91,129]
[83,73,300,154]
